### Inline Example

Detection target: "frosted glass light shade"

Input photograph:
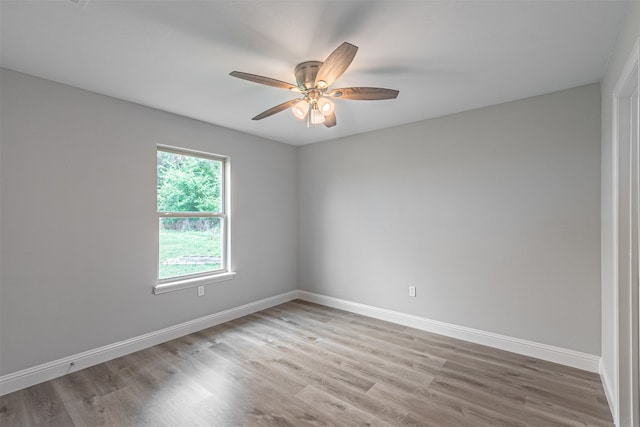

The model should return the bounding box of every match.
[317,97,335,116]
[291,100,309,120]
[311,108,325,124]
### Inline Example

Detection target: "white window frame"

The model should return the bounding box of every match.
[154,145,235,295]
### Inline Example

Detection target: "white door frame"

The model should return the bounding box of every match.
[613,37,640,427]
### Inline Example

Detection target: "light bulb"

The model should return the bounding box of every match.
[311,108,325,124]
[317,97,335,116]
[291,100,309,120]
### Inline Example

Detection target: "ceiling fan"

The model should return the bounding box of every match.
[230,42,399,128]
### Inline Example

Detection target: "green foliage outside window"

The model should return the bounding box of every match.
[157,149,224,279]
[157,151,221,214]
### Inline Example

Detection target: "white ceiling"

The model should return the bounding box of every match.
[0,0,629,146]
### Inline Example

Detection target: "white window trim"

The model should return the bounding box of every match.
[154,145,234,295]
[153,271,236,295]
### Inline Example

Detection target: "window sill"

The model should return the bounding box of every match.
[153,272,236,295]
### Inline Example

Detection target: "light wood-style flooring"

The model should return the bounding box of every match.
[0,300,613,426]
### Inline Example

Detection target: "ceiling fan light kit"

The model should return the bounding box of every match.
[230,42,399,128]
[292,100,309,120]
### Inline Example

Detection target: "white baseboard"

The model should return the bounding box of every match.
[296,290,601,373]
[0,290,298,396]
[1,289,602,397]
[599,359,618,426]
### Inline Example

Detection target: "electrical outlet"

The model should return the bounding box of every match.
[409,286,416,297]
[198,286,205,297]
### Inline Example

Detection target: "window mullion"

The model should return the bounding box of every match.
[158,212,224,218]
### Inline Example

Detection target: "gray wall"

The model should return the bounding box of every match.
[0,69,298,375]
[298,84,602,355]
[600,0,640,422]
[0,67,604,377]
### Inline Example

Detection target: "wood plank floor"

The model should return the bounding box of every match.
[0,300,613,426]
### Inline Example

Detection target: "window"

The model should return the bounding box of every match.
[154,146,233,294]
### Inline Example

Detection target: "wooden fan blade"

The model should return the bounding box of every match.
[315,42,358,87]
[252,99,300,120]
[323,112,337,128]
[329,87,399,100]
[230,71,299,91]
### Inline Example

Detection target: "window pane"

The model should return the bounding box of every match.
[157,150,222,212]
[158,217,223,279]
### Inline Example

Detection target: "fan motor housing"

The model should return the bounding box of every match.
[295,61,323,89]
